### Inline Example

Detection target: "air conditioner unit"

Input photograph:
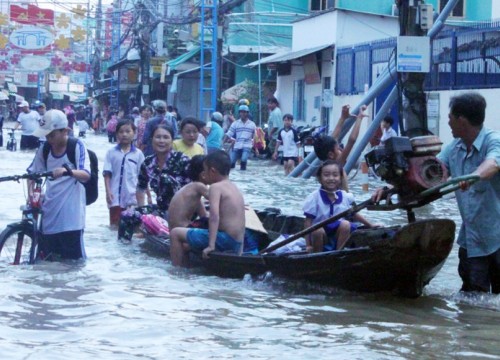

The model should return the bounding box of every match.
[391,4,399,17]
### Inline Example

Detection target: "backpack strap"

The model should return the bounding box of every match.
[42,141,50,169]
[66,137,78,168]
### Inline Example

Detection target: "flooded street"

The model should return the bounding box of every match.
[0,128,499,359]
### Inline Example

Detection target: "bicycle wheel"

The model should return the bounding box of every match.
[0,223,36,265]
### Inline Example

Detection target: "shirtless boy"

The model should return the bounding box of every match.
[168,155,209,230]
[170,150,246,267]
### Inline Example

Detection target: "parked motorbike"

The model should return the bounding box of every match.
[298,125,327,158]
[6,128,17,151]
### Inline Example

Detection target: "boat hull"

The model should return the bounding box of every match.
[143,211,455,298]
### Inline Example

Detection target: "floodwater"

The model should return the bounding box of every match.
[0,127,499,359]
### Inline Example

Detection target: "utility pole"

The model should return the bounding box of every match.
[396,0,433,138]
[136,1,161,105]
[92,0,103,98]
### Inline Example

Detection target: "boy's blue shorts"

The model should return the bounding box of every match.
[187,228,242,254]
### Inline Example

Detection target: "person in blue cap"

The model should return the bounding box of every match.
[224,104,256,170]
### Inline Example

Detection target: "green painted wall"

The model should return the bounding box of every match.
[335,0,493,21]
[235,0,308,13]
[336,0,394,15]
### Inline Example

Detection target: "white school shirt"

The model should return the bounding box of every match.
[303,188,355,225]
[27,140,90,234]
[380,127,397,143]
[103,144,145,208]
[277,127,300,157]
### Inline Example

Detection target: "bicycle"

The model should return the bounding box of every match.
[0,171,53,265]
[6,128,17,151]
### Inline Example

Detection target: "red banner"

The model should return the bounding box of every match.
[10,5,30,25]
[28,5,54,25]
[9,4,54,25]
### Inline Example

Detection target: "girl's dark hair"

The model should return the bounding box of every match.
[116,118,136,133]
[314,135,338,161]
[151,124,174,139]
[283,113,294,121]
[316,160,343,180]
[180,116,201,131]
[188,155,206,181]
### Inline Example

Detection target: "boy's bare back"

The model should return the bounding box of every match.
[168,182,208,229]
[209,179,245,242]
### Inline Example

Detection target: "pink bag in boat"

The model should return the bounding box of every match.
[141,214,169,236]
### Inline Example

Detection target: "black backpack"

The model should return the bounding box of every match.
[43,137,99,205]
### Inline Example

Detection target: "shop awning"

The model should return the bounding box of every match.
[107,58,139,72]
[7,82,17,92]
[50,92,87,101]
[221,80,251,104]
[246,44,333,67]
[169,64,207,93]
[165,46,200,75]
[0,91,9,101]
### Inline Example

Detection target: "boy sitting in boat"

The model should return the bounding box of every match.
[170,150,246,266]
[167,155,209,230]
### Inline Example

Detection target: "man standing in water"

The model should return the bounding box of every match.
[437,92,500,294]
[15,101,40,150]
[225,105,256,171]
[266,97,282,158]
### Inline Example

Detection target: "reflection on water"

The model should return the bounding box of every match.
[0,131,499,359]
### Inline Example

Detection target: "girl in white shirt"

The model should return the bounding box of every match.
[303,160,375,252]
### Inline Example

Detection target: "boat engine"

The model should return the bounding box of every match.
[365,135,448,200]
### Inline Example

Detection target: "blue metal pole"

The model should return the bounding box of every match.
[288,62,396,178]
[344,85,398,173]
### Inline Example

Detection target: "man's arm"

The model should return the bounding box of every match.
[474,158,499,180]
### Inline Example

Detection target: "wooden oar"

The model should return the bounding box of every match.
[259,198,374,254]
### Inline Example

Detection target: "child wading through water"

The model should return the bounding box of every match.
[167,155,209,230]
[303,160,376,253]
[28,109,90,260]
[272,113,300,175]
[170,151,246,267]
[106,111,118,143]
[103,119,145,227]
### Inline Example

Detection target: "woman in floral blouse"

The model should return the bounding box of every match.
[137,124,191,212]
[118,124,191,241]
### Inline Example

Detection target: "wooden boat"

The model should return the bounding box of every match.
[142,208,456,298]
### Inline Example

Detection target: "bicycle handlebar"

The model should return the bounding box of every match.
[0,171,55,183]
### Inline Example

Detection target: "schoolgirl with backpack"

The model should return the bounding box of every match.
[106,112,118,143]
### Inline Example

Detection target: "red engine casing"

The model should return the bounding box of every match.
[400,156,449,198]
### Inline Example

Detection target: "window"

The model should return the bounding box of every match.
[293,80,305,121]
[440,0,464,18]
[310,0,336,12]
